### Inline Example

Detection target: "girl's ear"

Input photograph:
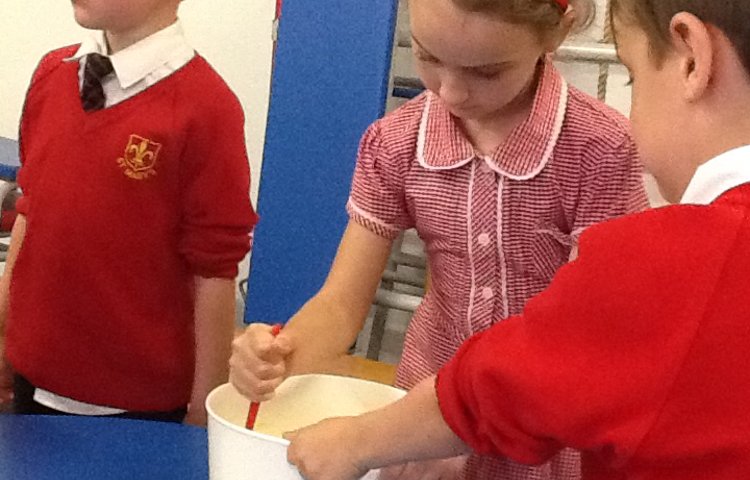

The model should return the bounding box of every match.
[543,8,576,53]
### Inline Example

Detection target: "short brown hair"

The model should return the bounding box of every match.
[450,0,595,34]
[611,0,750,73]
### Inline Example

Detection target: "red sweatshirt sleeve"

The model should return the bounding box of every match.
[16,47,78,216]
[436,206,735,466]
[178,83,258,279]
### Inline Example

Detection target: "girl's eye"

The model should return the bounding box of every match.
[473,70,501,80]
[415,53,439,64]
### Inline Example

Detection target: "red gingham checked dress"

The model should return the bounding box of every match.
[347,61,649,479]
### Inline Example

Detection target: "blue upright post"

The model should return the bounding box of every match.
[245,0,399,324]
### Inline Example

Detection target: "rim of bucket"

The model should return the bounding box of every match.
[206,374,405,445]
[205,383,291,446]
[288,373,406,396]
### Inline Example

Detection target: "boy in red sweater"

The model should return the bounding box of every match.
[0,0,257,425]
[285,0,750,478]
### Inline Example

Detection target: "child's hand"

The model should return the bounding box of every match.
[183,406,208,427]
[285,417,369,480]
[0,349,13,409]
[379,456,466,479]
[229,323,293,401]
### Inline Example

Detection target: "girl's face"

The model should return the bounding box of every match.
[409,0,555,123]
[614,12,695,203]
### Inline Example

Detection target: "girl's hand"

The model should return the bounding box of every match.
[229,323,293,402]
[286,417,370,480]
[379,456,466,480]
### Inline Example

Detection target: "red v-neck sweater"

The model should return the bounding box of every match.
[438,185,750,479]
[6,46,258,410]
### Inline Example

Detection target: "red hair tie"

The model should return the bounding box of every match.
[555,0,569,10]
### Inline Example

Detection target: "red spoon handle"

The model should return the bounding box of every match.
[245,324,283,429]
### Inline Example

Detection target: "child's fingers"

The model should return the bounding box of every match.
[229,366,277,402]
[255,375,285,398]
[229,324,291,401]
[254,361,286,381]
[379,464,408,480]
[232,324,289,364]
[0,365,14,407]
[270,333,293,357]
[250,325,291,361]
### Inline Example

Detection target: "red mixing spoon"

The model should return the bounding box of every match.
[245,323,282,429]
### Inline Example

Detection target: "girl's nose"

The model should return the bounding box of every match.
[438,73,470,106]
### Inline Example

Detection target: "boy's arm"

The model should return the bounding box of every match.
[287,376,469,480]
[184,276,236,426]
[287,210,728,478]
[0,214,28,407]
[435,212,725,464]
[176,84,256,421]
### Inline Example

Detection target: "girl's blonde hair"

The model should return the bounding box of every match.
[451,0,596,34]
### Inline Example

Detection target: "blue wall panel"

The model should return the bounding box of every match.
[245,0,398,323]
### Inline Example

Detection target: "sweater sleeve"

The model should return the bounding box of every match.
[178,86,258,279]
[435,208,731,466]
[16,47,79,216]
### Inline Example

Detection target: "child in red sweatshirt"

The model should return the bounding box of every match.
[0,0,257,425]
[286,0,750,478]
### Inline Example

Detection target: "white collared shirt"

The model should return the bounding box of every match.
[681,145,750,205]
[34,21,196,416]
[65,20,195,108]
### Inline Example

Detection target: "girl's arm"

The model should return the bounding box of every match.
[230,220,393,401]
[284,220,393,373]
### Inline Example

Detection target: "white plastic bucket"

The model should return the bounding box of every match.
[206,374,406,479]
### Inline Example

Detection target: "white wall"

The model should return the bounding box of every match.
[0,2,84,139]
[0,0,275,204]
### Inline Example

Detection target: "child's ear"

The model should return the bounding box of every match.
[669,12,713,102]
[543,9,576,53]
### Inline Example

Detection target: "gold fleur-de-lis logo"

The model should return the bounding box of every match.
[117,134,161,180]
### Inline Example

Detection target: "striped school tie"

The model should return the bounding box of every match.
[80,53,114,111]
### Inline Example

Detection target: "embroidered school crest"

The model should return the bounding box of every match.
[117,134,160,180]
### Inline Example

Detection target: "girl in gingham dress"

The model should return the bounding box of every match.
[231,0,648,478]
